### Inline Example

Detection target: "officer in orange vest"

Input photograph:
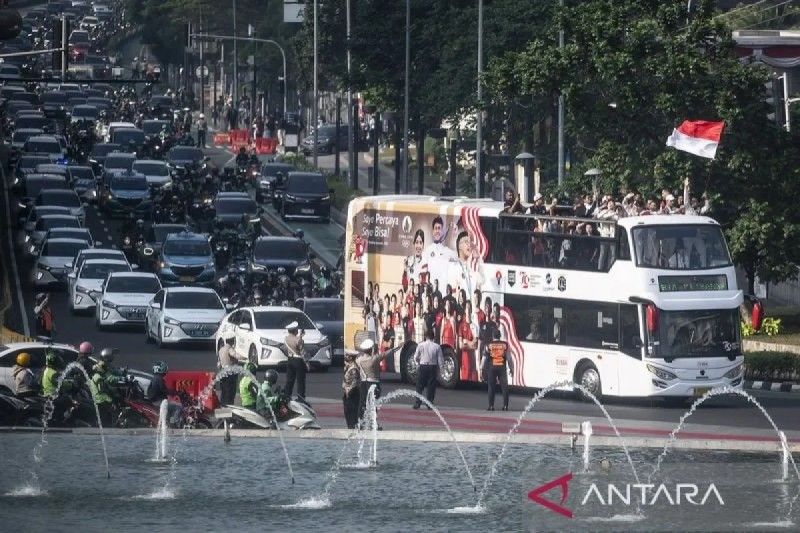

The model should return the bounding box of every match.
[480,329,514,411]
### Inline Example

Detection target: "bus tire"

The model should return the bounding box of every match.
[437,346,460,389]
[575,362,602,402]
[400,342,418,384]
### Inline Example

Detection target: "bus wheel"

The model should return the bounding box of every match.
[575,363,602,402]
[437,347,460,389]
[400,343,418,384]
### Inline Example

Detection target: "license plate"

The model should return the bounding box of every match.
[179,276,194,282]
[694,387,711,397]
[301,208,314,214]
[131,311,144,319]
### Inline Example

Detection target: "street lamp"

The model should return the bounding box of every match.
[402,0,411,193]
[585,167,602,197]
[313,0,319,168]
[515,152,536,201]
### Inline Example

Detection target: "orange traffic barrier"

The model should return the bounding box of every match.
[213,133,231,146]
[165,371,219,411]
[255,137,277,155]
[229,129,250,147]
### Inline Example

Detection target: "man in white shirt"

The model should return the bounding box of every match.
[422,216,456,290]
[448,231,484,297]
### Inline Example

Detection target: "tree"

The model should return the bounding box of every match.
[484,0,800,290]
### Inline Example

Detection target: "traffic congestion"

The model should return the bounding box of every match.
[0,0,344,430]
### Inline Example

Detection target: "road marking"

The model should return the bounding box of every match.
[1,168,30,336]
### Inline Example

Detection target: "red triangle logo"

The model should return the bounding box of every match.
[527,472,573,518]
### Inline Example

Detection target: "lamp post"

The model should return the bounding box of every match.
[585,167,602,198]
[313,0,319,168]
[557,0,565,187]
[515,152,535,201]
[232,0,237,107]
[476,0,484,199]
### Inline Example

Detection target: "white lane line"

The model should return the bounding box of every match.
[1,170,30,336]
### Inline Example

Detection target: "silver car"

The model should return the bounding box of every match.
[32,237,90,288]
[23,214,82,255]
[132,159,172,188]
[35,188,85,224]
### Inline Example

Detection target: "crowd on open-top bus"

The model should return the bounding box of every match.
[502,177,712,221]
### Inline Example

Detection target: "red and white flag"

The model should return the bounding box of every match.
[666,120,725,159]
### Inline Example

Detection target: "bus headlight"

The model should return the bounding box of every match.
[723,365,743,380]
[646,364,677,381]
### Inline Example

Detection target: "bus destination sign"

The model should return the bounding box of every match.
[658,275,728,292]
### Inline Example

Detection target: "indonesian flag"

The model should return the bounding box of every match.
[666,120,725,159]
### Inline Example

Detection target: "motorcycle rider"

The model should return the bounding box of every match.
[146,361,184,426]
[41,349,63,398]
[217,337,239,405]
[13,352,39,398]
[256,369,280,423]
[239,361,259,410]
[237,213,256,242]
[90,360,118,427]
[235,146,249,168]
[77,342,94,373]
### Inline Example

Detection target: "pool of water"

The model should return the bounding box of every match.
[0,432,797,531]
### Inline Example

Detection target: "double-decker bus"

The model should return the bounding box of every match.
[343,195,752,400]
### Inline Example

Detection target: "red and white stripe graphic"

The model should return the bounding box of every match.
[461,206,489,271]
[499,306,525,386]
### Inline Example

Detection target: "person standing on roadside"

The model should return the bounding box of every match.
[480,329,514,411]
[196,113,208,148]
[356,338,392,422]
[341,350,361,429]
[283,321,309,401]
[412,329,444,409]
[217,336,240,405]
[34,293,55,339]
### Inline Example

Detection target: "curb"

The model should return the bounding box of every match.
[744,380,800,393]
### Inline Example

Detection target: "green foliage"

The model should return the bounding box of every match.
[741,317,782,337]
[743,351,800,382]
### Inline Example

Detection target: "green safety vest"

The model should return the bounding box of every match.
[90,373,112,404]
[41,367,59,397]
[239,376,256,407]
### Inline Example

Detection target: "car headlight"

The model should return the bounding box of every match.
[260,337,281,347]
[284,194,296,201]
[164,316,181,326]
[724,365,743,380]
[18,201,26,209]
[124,236,131,245]
[321,195,330,201]
[646,364,677,381]
[101,299,117,309]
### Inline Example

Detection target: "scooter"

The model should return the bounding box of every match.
[116,380,212,429]
[214,394,320,430]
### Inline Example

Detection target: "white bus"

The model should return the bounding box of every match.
[343,195,755,400]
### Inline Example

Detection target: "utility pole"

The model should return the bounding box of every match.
[347,0,356,189]
[199,24,205,114]
[232,0,238,107]
[313,0,318,167]
[402,0,410,193]
[557,0,565,187]
[475,0,483,198]
[61,15,67,80]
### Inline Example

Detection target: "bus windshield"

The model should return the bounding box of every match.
[654,309,740,359]
[632,225,731,270]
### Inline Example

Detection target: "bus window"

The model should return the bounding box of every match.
[617,228,631,261]
[619,304,641,358]
[563,300,617,349]
[505,294,549,342]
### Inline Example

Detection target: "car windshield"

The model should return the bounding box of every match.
[133,162,168,176]
[104,156,134,170]
[72,106,98,118]
[19,157,50,170]
[169,147,202,161]
[40,217,79,229]
[26,140,61,153]
[28,180,65,196]
[215,198,256,215]
[68,167,94,180]
[654,309,740,359]
[166,292,222,310]
[81,263,128,279]
[287,175,328,194]
[49,229,89,241]
[151,226,187,243]
[41,92,68,104]
[91,145,119,157]
[107,276,160,293]
[38,190,80,207]
[253,311,314,330]
[142,122,170,135]
[304,301,343,321]
[12,131,40,143]
[254,240,306,261]
[42,241,87,257]
[112,130,145,145]
[163,239,210,256]
[15,117,48,130]
[110,177,148,190]
[632,225,732,271]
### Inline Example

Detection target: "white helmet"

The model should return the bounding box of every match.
[358,338,375,352]
[199,114,205,119]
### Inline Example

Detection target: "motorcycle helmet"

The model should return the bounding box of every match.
[100,347,116,363]
[136,219,144,229]
[244,361,257,374]
[199,113,205,119]
[35,292,48,306]
[265,369,278,386]
[152,361,168,375]
[16,352,30,367]
[276,267,286,275]
[79,341,94,355]
[45,350,63,368]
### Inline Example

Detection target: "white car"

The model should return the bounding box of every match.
[214,306,332,370]
[68,259,131,313]
[67,248,129,277]
[145,287,227,347]
[96,272,161,329]
[132,159,172,187]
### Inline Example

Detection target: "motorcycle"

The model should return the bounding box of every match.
[115,379,212,429]
[0,392,44,427]
[214,394,320,430]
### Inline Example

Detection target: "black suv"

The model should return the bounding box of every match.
[280,172,332,223]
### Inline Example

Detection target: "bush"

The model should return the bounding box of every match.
[744,351,800,382]
[741,316,782,337]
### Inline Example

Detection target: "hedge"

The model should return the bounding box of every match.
[743,351,800,382]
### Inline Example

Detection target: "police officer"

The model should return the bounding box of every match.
[480,329,514,411]
[217,336,239,405]
[197,113,208,147]
[283,321,308,400]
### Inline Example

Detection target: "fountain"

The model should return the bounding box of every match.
[582,420,593,473]
[257,386,295,484]
[781,431,791,482]
[153,400,169,462]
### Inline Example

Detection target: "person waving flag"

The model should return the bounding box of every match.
[666,120,725,159]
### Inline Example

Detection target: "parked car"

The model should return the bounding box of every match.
[301,124,349,155]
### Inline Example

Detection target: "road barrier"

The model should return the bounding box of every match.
[255,137,277,155]
[212,132,231,146]
[165,371,219,411]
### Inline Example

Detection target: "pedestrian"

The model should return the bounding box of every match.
[342,350,361,429]
[33,293,55,339]
[412,329,444,409]
[480,329,514,411]
[197,113,208,147]
[283,321,309,400]
[217,335,240,405]
[355,337,392,422]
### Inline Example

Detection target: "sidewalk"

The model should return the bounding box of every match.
[315,150,439,197]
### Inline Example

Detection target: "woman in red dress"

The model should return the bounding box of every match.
[458,301,478,381]
[440,299,457,349]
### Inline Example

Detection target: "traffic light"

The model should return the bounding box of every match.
[51,17,70,71]
[765,75,786,126]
